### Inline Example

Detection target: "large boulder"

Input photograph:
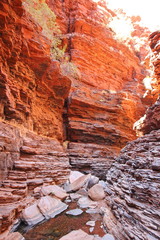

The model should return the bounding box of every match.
[88,184,105,201]
[22,203,45,225]
[66,174,91,192]
[41,185,68,200]
[37,196,68,219]
[69,171,84,183]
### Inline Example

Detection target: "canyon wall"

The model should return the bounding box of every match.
[0,0,71,184]
[0,0,151,183]
[0,0,156,234]
[104,31,160,240]
[48,0,152,177]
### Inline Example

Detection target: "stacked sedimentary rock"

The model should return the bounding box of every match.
[0,121,70,233]
[104,31,160,240]
[51,0,150,175]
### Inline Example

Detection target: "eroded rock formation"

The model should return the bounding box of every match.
[48,0,151,176]
[104,31,160,240]
[0,0,157,236]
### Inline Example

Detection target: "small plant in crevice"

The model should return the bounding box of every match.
[23,0,64,60]
[60,62,81,79]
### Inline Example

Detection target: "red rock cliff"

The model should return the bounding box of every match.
[47,0,151,177]
[0,0,155,234]
[104,31,160,240]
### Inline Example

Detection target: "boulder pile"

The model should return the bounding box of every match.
[6,171,115,240]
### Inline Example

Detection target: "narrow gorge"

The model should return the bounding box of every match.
[0,0,159,239]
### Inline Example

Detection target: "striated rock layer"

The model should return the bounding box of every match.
[0,121,70,233]
[0,0,155,235]
[104,31,160,240]
[60,0,150,176]
[0,0,71,233]
[105,130,160,240]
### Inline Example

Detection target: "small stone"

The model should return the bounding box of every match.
[86,221,95,227]
[59,229,94,240]
[86,208,99,214]
[89,227,94,233]
[78,196,97,208]
[101,234,115,240]
[66,209,83,216]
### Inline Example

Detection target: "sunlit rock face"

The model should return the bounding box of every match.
[48,0,151,176]
[0,0,71,182]
[105,31,160,240]
[134,31,160,136]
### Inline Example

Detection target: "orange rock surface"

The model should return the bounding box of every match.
[48,0,151,176]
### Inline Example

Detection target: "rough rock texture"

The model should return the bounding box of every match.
[0,0,71,141]
[0,121,70,233]
[0,0,154,235]
[50,0,150,176]
[135,31,160,136]
[105,130,160,240]
[104,31,160,240]
[0,0,150,181]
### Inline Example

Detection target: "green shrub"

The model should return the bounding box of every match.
[23,0,64,60]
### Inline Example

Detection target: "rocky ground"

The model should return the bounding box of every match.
[4,171,116,240]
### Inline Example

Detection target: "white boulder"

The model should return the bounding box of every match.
[41,185,68,200]
[22,203,44,225]
[38,196,68,219]
[88,184,105,201]
[69,171,84,183]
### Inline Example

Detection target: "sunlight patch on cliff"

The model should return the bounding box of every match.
[108,16,133,42]
[107,0,160,31]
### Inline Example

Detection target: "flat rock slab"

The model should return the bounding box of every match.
[78,196,97,209]
[59,229,94,240]
[5,232,25,240]
[66,208,83,216]
[66,174,91,192]
[38,196,68,219]
[41,185,68,199]
[22,202,45,226]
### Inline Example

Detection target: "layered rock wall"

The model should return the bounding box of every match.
[0,0,71,184]
[51,0,150,176]
[104,31,160,240]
